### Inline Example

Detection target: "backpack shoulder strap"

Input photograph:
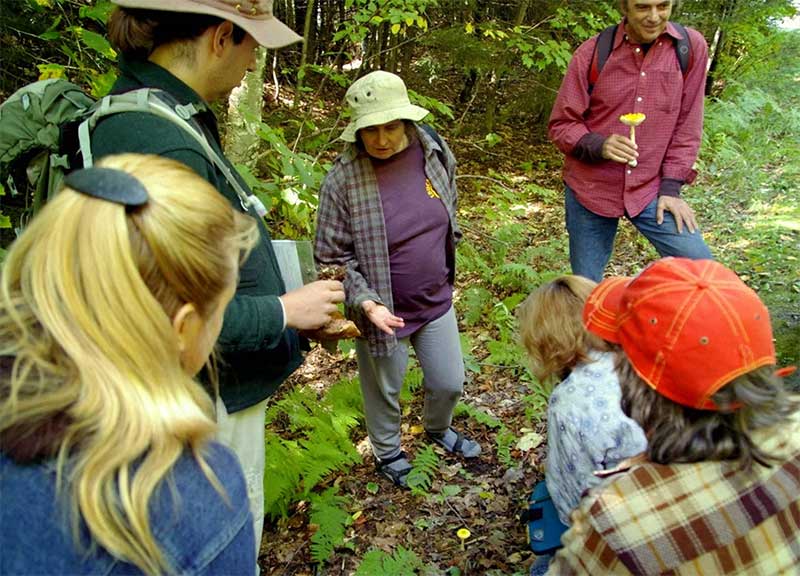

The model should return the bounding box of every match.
[588,24,618,95]
[671,22,691,75]
[78,88,253,211]
[420,124,447,169]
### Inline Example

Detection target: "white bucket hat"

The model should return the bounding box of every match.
[111,0,302,49]
[340,71,430,142]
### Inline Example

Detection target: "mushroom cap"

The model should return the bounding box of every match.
[457,528,471,540]
[620,113,646,126]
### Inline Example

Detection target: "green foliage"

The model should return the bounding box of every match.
[459,333,481,374]
[406,445,440,496]
[453,402,502,429]
[0,184,9,232]
[334,0,436,45]
[681,0,796,87]
[522,373,555,423]
[399,365,423,403]
[494,427,517,468]
[407,89,455,123]
[263,378,364,518]
[354,545,427,576]
[309,486,352,564]
[241,122,329,239]
[26,0,117,96]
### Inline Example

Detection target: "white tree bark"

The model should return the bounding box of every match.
[224,47,268,168]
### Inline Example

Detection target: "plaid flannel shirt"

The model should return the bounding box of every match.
[547,411,800,575]
[314,125,461,357]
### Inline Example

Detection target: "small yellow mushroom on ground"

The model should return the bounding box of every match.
[457,528,471,551]
[619,113,646,167]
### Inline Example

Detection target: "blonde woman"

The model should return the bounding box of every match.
[0,154,258,575]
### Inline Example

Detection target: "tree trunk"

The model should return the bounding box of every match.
[224,47,267,168]
[295,0,316,106]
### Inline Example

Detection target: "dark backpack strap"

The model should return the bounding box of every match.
[588,24,618,95]
[588,22,692,95]
[420,124,447,168]
[671,22,691,75]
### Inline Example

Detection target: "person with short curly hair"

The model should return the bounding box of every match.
[519,275,647,528]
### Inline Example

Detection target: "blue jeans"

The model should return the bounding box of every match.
[565,185,712,282]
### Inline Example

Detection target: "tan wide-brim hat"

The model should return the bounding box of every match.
[111,0,302,49]
[340,71,430,142]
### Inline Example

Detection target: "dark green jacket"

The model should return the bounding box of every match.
[91,57,303,413]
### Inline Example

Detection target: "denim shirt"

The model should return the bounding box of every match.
[1,442,254,575]
[545,350,648,525]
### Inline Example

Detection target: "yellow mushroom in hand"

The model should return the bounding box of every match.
[619,113,646,167]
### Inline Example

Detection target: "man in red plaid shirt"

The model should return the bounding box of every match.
[549,0,712,282]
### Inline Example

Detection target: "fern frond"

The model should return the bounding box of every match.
[406,445,440,496]
[453,402,502,429]
[263,433,303,519]
[309,487,351,564]
[354,546,425,576]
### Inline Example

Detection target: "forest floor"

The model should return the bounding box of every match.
[258,33,800,576]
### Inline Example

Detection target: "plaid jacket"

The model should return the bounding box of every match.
[314,125,460,356]
[547,412,800,575]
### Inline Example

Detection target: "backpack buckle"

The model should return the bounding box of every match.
[174,103,199,120]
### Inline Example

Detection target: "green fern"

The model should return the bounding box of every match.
[460,285,493,326]
[453,402,502,429]
[309,486,351,564]
[263,376,366,518]
[263,433,304,518]
[406,445,440,496]
[400,364,423,403]
[354,546,425,575]
[299,429,360,496]
[495,427,517,468]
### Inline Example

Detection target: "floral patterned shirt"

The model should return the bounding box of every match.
[545,350,647,525]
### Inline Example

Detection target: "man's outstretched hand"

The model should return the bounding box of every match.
[280,280,345,330]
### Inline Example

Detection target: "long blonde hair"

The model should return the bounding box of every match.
[518,275,611,382]
[0,154,257,574]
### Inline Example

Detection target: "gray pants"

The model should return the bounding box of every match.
[356,306,465,461]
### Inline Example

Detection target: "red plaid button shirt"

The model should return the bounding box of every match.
[548,21,708,218]
[547,412,800,575]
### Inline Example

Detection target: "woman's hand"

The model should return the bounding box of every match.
[361,300,404,335]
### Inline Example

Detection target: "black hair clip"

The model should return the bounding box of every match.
[63,167,149,207]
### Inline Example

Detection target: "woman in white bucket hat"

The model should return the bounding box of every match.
[315,71,481,488]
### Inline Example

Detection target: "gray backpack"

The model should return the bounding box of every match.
[0,78,255,236]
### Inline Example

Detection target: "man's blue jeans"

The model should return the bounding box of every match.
[565,185,712,282]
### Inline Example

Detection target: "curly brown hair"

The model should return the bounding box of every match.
[518,275,612,383]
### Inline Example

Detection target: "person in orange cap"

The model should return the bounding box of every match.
[547,257,799,575]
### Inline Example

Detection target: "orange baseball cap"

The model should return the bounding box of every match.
[583,258,776,410]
